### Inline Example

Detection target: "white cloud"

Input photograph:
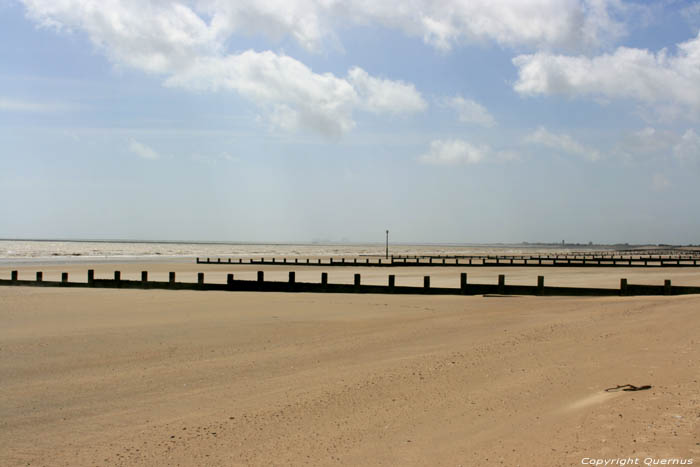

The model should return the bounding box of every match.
[20,0,427,138]
[347,67,427,115]
[333,0,626,52]
[526,126,601,161]
[129,140,160,160]
[651,173,670,192]
[444,95,495,127]
[674,129,700,163]
[513,32,700,116]
[419,139,490,165]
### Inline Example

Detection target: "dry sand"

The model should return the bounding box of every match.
[1,264,699,466]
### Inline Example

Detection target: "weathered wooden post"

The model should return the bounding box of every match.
[141,271,148,283]
[354,273,361,287]
[196,257,199,264]
[460,273,467,294]
[388,275,395,288]
[11,270,18,281]
[227,274,234,287]
[664,279,672,295]
[36,271,43,282]
[88,269,94,286]
[257,271,264,282]
[198,272,204,286]
[114,271,120,282]
[498,274,505,293]
[62,272,68,283]
[217,258,221,264]
[321,272,328,286]
[289,271,295,284]
[169,272,176,284]
[620,278,628,296]
[424,276,430,289]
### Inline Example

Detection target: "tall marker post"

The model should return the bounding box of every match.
[386,229,389,259]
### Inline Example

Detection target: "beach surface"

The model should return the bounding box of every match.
[1,266,698,466]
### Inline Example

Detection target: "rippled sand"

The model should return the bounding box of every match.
[1,276,698,466]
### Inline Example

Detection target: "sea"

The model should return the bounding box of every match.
[0,239,579,265]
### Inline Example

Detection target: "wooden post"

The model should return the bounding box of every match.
[169,272,175,284]
[114,271,120,282]
[228,258,231,264]
[498,274,505,293]
[196,257,199,264]
[620,278,628,296]
[239,258,243,264]
[62,272,68,283]
[424,276,430,289]
[321,272,328,286]
[289,271,295,284]
[198,272,204,285]
[88,269,94,286]
[141,271,148,283]
[460,273,467,293]
[227,274,234,286]
[537,276,544,295]
[388,275,395,287]
[35,271,43,282]
[354,273,361,287]
[664,279,672,295]
[11,270,18,281]
[257,271,264,282]
[217,258,221,264]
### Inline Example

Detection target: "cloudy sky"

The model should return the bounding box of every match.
[1,0,699,244]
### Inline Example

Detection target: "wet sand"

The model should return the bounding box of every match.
[1,264,698,466]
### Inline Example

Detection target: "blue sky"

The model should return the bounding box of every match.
[1,0,699,244]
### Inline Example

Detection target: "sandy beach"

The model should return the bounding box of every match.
[1,262,698,466]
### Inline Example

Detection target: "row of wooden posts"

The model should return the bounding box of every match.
[195,256,700,267]
[1,269,696,297]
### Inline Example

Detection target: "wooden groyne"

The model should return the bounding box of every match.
[195,256,700,267]
[1,270,698,297]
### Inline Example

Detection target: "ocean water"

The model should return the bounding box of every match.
[0,239,565,263]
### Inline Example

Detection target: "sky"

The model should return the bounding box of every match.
[1,0,699,244]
